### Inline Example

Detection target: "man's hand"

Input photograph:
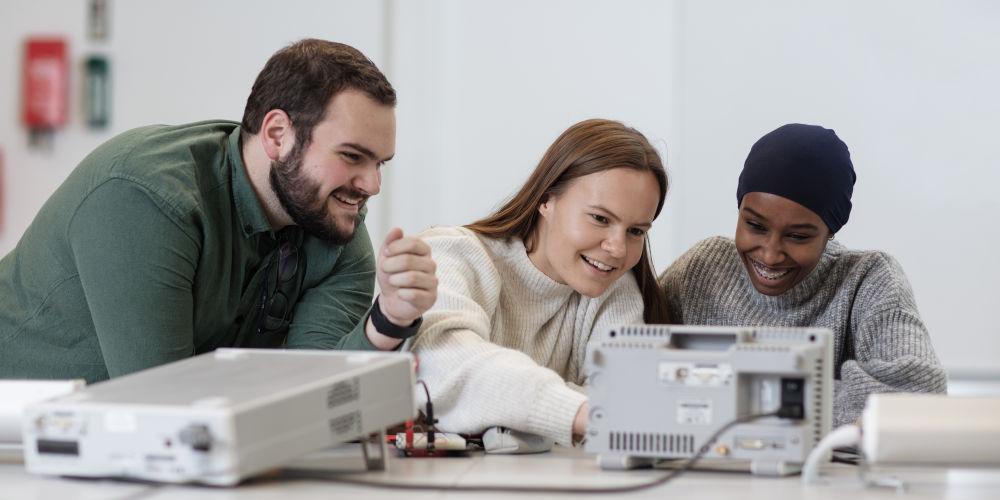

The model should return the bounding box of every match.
[365,228,437,349]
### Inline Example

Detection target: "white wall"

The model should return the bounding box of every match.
[386,0,678,248]
[671,0,1000,376]
[2,0,997,377]
[0,0,388,253]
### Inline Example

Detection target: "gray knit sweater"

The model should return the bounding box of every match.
[659,236,947,427]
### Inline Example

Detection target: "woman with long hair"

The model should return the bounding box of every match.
[408,119,670,446]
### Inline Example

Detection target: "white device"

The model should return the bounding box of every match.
[0,380,84,462]
[482,427,554,455]
[585,325,833,476]
[393,432,468,451]
[22,349,415,485]
[803,394,1000,485]
[1,380,84,445]
[861,394,1000,465]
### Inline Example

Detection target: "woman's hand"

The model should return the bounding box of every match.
[572,401,589,439]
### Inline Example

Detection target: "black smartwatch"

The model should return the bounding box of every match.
[370,296,422,340]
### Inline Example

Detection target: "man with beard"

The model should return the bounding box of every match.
[0,39,437,383]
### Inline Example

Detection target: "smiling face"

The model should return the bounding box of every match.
[528,168,660,298]
[270,89,395,244]
[735,192,831,296]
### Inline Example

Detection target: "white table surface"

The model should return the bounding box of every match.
[3,444,999,500]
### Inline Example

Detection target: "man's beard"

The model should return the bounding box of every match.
[269,145,364,245]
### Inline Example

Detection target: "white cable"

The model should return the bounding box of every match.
[801,424,861,485]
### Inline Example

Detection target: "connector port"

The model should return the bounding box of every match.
[779,378,805,420]
[37,439,79,456]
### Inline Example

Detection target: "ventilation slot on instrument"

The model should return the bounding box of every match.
[612,325,672,339]
[328,411,361,436]
[735,344,790,353]
[326,377,360,409]
[754,328,811,342]
[812,358,825,443]
[608,431,696,454]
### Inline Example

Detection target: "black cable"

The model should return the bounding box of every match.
[415,380,436,452]
[831,447,861,466]
[276,410,781,494]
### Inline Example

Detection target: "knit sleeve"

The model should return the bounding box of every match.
[407,229,586,446]
[835,254,948,426]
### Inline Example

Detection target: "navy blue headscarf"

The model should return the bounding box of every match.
[736,124,856,234]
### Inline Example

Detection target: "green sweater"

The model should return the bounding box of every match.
[0,121,376,383]
[659,236,947,427]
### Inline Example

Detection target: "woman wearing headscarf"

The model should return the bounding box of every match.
[659,124,947,426]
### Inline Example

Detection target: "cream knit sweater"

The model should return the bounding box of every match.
[407,226,644,446]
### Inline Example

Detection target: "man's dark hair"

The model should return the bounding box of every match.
[241,39,396,150]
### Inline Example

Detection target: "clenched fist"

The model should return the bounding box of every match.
[366,227,437,349]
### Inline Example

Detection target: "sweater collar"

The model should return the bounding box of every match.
[741,238,844,308]
[488,235,576,298]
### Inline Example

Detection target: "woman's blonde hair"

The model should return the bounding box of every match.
[466,119,671,323]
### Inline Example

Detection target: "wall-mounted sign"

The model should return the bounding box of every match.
[22,38,68,148]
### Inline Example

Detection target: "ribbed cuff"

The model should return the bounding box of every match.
[525,382,588,446]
